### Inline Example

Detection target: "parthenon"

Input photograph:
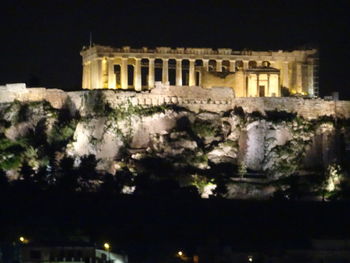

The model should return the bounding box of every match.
[81,45,318,97]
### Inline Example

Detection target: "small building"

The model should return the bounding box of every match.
[18,243,127,263]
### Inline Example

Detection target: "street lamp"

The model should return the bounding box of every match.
[19,236,28,244]
[104,243,110,250]
[104,243,110,263]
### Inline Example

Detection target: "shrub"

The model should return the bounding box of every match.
[191,120,217,137]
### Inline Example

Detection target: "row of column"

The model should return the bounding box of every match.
[112,58,240,90]
[84,57,293,91]
[107,58,206,91]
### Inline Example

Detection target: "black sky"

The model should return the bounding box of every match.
[0,0,349,98]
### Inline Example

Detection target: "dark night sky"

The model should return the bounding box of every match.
[0,0,349,98]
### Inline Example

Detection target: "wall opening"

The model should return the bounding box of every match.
[259,85,265,97]
[114,65,121,89]
[141,59,149,88]
[155,59,162,82]
[236,60,243,70]
[182,60,189,85]
[209,60,216,72]
[222,60,230,72]
[249,61,257,69]
[168,59,176,85]
[195,60,203,85]
[127,65,134,86]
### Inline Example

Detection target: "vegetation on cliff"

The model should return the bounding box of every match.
[0,96,349,200]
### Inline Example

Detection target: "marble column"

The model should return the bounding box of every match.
[216,60,222,72]
[121,57,128,90]
[134,58,142,91]
[243,60,249,70]
[296,62,302,93]
[267,74,270,97]
[189,59,196,86]
[176,59,182,86]
[148,58,155,89]
[108,58,116,89]
[82,62,89,89]
[229,60,236,72]
[162,58,169,84]
[282,61,289,89]
[203,59,209,71]
[308,63,314,96]
[91,59,103,89]
[257,74,259,97]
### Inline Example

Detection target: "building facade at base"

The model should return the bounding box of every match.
[80,45,318,97]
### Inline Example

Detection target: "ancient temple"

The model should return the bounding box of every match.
[80,45,318,97]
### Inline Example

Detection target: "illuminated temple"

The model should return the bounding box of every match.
[81,45,319,97]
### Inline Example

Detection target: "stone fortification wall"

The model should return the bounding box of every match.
[0,83,67,108]
[1,83,350,119]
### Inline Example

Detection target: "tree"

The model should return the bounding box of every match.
[77,155,99,191]
[57,157,78,192]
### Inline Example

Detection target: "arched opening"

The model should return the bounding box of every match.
[195,60,203,85]
[262,61,271,67]
[182,60,189,85]
[155,59,162,82]
[209,60,216,72]
[141,59,149,88]
[195,60,203,68]
[127,65,134,87]
[236,60,243,70]
[114,65,121,89]
[168,59,176,85]
[195,72,200,86]
[249,61,257,69]
[222,60,230,72]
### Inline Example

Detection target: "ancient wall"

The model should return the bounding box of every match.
[201,70,236,90]
[0,83,68,108]
[1,83,350,119]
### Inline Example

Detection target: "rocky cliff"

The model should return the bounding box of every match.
[0,90,349,199]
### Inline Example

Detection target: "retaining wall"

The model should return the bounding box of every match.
[1,83,350,119]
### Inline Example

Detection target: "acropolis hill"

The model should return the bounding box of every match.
[0,45,349,118]
[0,45,349,199]
[0,45,347,118]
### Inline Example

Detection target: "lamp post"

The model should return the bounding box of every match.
[19,236,29,244]
[104,243,110,263]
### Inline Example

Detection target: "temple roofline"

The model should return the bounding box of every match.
[81,44,318,59]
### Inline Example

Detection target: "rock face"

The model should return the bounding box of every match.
[0,92,348,199]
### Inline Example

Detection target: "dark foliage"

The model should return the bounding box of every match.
[265,110,297,123]
[233,106,245,118]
